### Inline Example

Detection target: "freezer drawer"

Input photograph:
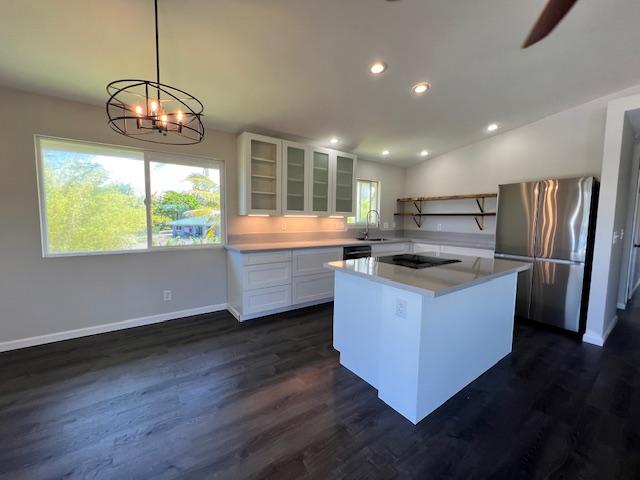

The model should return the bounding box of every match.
[530,259,585,332]
[515,267,533,319]
[496,254,533,319]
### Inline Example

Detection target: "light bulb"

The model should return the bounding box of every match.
[412,82,431,95]
[135,105,143,115]
[151,100,158,113]
[161,114,167,124]
[177,111,184,123]
[369,62,387,75]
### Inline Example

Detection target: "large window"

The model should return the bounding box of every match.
[37,137,224,256]
[347,179,380,225]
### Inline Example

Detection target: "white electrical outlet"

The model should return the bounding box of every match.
[281,222,287,231]
[163,290,172,302]
[383,222,389,229]
[437,223,442,231]
[395,298,407,319]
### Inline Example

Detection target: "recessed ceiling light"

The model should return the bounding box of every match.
[330,137,339,145]
[487,123,499,132]
[412,82,431,95]
[369,61,387,75]
[420,150,429,157]
[382,150,390,156]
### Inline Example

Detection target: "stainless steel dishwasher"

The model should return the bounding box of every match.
[343,245,372,260]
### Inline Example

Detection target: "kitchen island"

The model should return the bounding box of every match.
[324,254,531,424]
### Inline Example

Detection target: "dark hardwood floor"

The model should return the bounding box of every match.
[2,298,640,480]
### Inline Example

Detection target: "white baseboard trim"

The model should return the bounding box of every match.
[0,303,228,353]
[582,314,619,347]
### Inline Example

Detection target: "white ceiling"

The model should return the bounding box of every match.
[1,0,640,166]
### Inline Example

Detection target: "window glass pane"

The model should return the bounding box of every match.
[39,138,147,254]
[347,180,379,224]
[150,162,222,246]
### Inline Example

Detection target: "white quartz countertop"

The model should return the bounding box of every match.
[224,237,412,253]
[324,255,531,297]
[225,237,493,253]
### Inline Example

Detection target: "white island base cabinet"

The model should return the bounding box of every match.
[227,247,342,321]
[332,269,518,424]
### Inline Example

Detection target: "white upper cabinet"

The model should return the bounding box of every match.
[238,132,282,215]
[332,151,356,216]
[238,132,357,217]
[310,147,332,215]
[282,141,310,214]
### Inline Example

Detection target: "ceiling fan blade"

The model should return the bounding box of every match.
[522,0,579,48]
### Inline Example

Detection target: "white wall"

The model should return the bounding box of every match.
[0,87,235,347]
[617,127,640,308]
[586,94,640,346]
[404,84,640,236]
[0,86,406,348]
[405,83,640,347]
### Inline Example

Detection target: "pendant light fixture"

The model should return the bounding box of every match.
[106,0,205,145]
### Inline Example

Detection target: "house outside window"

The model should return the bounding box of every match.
[347,179,380,225]
[36,136,225,256]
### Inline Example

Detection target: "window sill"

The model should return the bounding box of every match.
[43,243,226,258]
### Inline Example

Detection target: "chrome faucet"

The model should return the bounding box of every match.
[363,209,380,240]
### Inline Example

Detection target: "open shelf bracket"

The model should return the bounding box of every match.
[395,192,496,232]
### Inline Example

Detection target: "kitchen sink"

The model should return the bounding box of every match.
[356,237,389,242]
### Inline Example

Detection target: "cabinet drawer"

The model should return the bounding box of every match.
[293,272,335,304]
[292,247,343,276]
[412,243,441,254]
[243,285,291,315]
[371,242,411,255]
[243,250,292,266]
[441,245,494,258]
[243,262,292,290]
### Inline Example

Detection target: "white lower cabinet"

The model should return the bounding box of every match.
[243,262,291,290]
[412,243,441,254]
[243,284,291,315]
[227,247,341,321]
[371,242,411,256]
[293,272,335,304]
[293,247,343,276]
[440,245,494,258]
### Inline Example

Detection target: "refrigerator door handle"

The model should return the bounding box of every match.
[494,253,534,262]
[538,257,584,266]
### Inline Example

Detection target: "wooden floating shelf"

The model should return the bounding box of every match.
[397,193,497,202]
[395,192,497,230]
[394,213,496,217]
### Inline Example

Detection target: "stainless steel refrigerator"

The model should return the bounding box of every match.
[494,177,598,332]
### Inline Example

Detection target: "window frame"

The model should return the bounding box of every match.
[35,135,227,258]
[347,179,381,227]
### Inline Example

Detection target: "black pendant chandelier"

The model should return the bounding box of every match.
[106,0,205,145]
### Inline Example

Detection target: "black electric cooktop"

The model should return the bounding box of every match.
[377,254,461,269]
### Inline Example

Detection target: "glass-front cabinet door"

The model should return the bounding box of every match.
[238,132,282,215]
[311,148,331,214]
[332,152,356,216]
[282,141,309,214]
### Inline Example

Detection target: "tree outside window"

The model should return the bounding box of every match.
[347,180,380,224]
